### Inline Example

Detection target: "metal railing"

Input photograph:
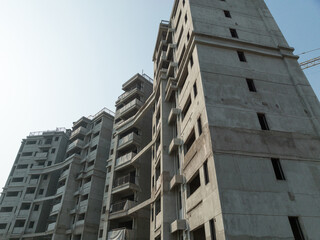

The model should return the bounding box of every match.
[110,200,127,213]
[29,127,67,136]
[142,73,153,83]
[88,107,115,119]
[116,152,136,167]
[113,174,135,188]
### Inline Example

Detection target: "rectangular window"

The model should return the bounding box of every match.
[12,177,23,182]
[190,54,194,67]
[51,148,56,154]
[28,221,34,228]
[246,78,256,92]
[237,51,247,62]
[0,223,6,229]
[26,187,36,194]
[14,220,25,228]
[17,164,28,169]
[155,198,161,215]
[39,189,44,195]
[7,191,19,197]
[182,95,192,120]
[0,207,13,212]
[209,219,217,240]
[271,158,285,180]
[257,113,270,130]
[230,28,238,38]
[185,13,188,23]
[22,152,33,157]
[288,217,305,240]
[184,129,196,154]
[224,10,231,18]
[26,140,36,145]
[34,205,39,211]
[197,117,202,135]
[188,171,201,197]
[204,160,209,184]
[55,137,59,141]
[99,229,103,238]
[193,82,198,97]
[21,203,31,210]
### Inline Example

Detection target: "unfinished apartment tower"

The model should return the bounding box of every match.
[100,74,153,240]
[151,0,320,240]
[48,109,114,240]
[0,129,69,240]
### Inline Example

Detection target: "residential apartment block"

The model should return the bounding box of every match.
[149,0,320,239]
[0,129,69,239]
[0,108,114,240]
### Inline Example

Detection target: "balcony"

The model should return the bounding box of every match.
[51,203,62,214]
[115,99,143,119]
[115,152,136,168]
[108,228,135,240]
[170,219,187,233]
[70,126,88,140]
[59,169,69,180]
[56,185,66,195]
[112,174,139,194]
[47,222,56,231]
[13,227,24,234]
[116,87,142,105]
[110,200,136,214]
[67,139,84,153]
[118,132,141,150]
[34,152,48,160]
[168,138,183,155]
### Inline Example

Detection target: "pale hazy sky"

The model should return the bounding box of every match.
[0,0,319,189]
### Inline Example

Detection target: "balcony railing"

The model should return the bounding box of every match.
[116,152,136,167]
[113,174,135,188]
[47,222,56,231]
[108,228,135,240]
[34,152,48,160]
[118,132,140,148]
[67,139,84,152]
[116,99,143,117]
[70,126,88,139]
[110,200,135,213]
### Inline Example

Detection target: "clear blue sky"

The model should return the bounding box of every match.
[0,0,319,189]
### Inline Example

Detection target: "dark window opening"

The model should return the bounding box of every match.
[0,207,13,212]
[22,152,33,157]
[26,140,36,145]
[17,164,28,169]
[230,28,238,38]
[21,203,31,210]
[14,220,25,228]
[237,51,247,62]
[246,78,256,92]
[210,219,217,240]
[182,96,192,120]
[99,229,103,238]
[190,54,194,67]
[0,224,6,229]
[155,198,161,215]
[193,82,198,97]
[185,13,188,23]
[12,177,23,183]
[204,160,209,184]
[197,117,202,135]
[7,191,19,197]
[28,221,34,229]
[26,188,35,194]
[51,148,56,154]
[78,213,85,221]
[271,158,285,180]
[257,113,269,130]
[288,217,305,240]
[34,205,39,211]
[184,129,196,154]
[188,171,201,197]
[224,10,231,18]
[38,189,44,195]
[55,137,59,141]
[192,225,206,240]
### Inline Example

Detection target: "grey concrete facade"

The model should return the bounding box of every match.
[0,108,114,240]
[0,129,70,240]
[100,74,153,240]
[151,0,320,240]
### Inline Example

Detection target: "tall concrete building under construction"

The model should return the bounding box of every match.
[1,0,320,240]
